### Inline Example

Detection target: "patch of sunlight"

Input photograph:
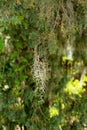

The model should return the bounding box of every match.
[64,78,85,96]
[49,106,59,118]
[3,84,9,91]
[82,75,87,87]
[83,75,87,82]
[66,45,73,60]
[82,82,86,86]
[62,56,73,62]
[61,103,65,109]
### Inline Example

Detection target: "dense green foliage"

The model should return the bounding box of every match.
[0,0,87,129]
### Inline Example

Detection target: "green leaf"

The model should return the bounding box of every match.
[21,57,28,63]
[48,39,58,55]
[0,37,4,51]
[10,51,19,59]
[16,42,23,49]
[29,32,39,41]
